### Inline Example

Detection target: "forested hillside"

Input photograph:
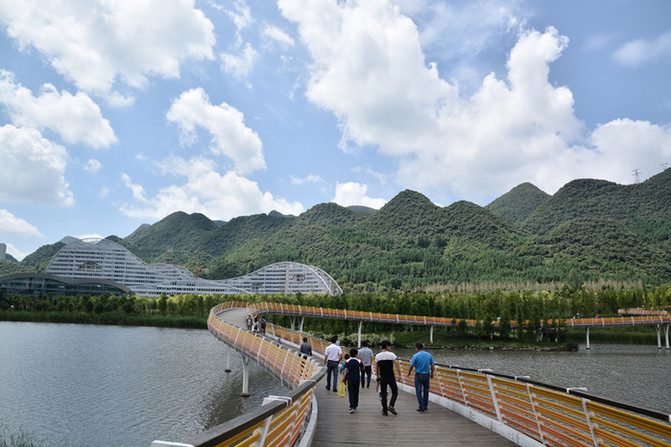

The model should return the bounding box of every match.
[3,170,670,290]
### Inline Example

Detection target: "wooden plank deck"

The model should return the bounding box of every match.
[311,380,516,446]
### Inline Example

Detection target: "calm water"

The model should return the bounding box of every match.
[1,322,669,446]
[0,322,287,447]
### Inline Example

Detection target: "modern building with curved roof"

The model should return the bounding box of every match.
[45,238,342,297]
[0,273,131,297]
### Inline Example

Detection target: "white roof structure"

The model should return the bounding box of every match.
[46,238,342,297]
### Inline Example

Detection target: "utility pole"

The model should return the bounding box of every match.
[632,169,640,183]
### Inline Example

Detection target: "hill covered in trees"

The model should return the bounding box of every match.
[3,169,670,290]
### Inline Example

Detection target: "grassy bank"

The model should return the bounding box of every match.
[0,310,207,329]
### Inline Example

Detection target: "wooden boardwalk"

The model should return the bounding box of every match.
[311,379,516,446]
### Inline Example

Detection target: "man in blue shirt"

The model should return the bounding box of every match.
[407,342,434,412]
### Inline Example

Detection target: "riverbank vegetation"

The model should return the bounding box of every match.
[1,284,668,349]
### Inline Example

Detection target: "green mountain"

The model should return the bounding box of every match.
[8,169,671,289]
[485,182,550,224]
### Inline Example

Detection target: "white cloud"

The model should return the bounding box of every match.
[614,31,671,67]
[119,156,304,220]
[3,242,28,261]
[225,0,253,30]
[0,0,215,99]
[263,24,295,47]
[281,1,668,201]
[290,174,324,185]
[333,182,386,209]
[83,159,103,173]
[221,43,258,80]
[0,124,74,206]
[0,209,44,237]
[167,87,266,174]
[0,70,116,148]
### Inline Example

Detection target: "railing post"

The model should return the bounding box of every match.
[581,397,599,447]
[526,383,545,444]
[486,374,503,422]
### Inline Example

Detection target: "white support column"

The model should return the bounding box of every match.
[299,316,304,333]
[430,325,434,344]
[225,350,232,373]
[290,317,295,331]
[665,324,670,350]
[586,326,591,350]
[656,324,662,349]
[357,321,363,348]
[241,355,250,397]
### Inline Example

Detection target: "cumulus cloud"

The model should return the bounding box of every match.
[221,43,258,80]
[0,0,215,99]
[333,182,387,208]
[119,157,304,220]
[0,70,116,148]
[167,87,266,174]
[83,159,103,173]
[280,0,670,202]
[614,30,671,67]
[0,209,44,237]
[0,125,74,206]
[290,174,324,185]
[263,24,295,47]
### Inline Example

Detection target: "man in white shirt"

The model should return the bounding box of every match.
[324,335,343,392]
[358,340,374,388]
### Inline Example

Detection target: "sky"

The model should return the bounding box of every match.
[1,0,670,261]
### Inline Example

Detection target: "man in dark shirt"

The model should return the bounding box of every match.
[374,340,398,416]
[299,337,312,357]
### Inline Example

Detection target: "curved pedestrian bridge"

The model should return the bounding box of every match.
[152,301,671,447]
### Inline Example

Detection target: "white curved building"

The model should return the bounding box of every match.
[46,238,342,297]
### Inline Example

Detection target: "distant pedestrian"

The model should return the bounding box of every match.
[324,335,343,392]
[299,337,312,357]
[407,342,434,412]
[252,317,259,333]
[342,348,362,413]
[259,317,267,334]
[246,315,253,331]
[375,340,398,416]
[358,341,374,388]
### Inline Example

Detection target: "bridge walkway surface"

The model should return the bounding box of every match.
[219,307,516,446]
[311,381,516,446]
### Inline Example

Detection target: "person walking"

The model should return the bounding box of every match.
[324,335,342,392]
[374,340,398,416]
[341,348,362,413]
[246,315,253,331]
[358,340,374,388]
[299,337,312,357]
[407,342,435,412]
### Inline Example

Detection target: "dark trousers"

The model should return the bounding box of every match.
[379,377,398,413]
[361,365,372,388]
[326,360,339,390]
[414,373,430,410]
[347,378,360,409]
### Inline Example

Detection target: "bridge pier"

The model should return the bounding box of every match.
[586,326,591,350]
[666,324,670,350]
[240,355,250,397]
[225,350,232,373]
[430,325,434,343]
[357,321,362,347]
[299,316,304,333]
[290,317,295,331]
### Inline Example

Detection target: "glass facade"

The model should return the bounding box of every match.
[0,273,131,296]
[44,238,342,297]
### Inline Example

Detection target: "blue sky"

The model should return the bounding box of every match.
[1,0,670,260]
